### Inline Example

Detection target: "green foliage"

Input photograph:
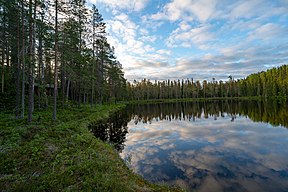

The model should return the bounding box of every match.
[240,65,288,98]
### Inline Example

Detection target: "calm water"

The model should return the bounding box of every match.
[90,100,288,192]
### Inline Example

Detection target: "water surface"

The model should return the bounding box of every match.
[91,100,288,192]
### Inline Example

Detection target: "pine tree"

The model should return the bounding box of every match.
[27,0,35,123]
[91,4,105,106]
[53,0,58,121]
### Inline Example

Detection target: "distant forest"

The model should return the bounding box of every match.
[0,1,287,122]
[128,65,288,100]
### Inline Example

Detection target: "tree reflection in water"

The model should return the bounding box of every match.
[89,111,129,152]
[127,100,288,128]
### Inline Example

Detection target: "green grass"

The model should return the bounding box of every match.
[0,104,183,191]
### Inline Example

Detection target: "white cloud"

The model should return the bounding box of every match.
[86,0,288,82]
[139,35,157,43]
[179,21,191,31]
[139,28,149,35]
[166,24,214,48]
[108,14,138,43]
[125,41,288,81]
[150,0,217,22]
[141,15,165,31]
[229,0,265,19]
[229,0,288,20]
[247,23,286,41]
[156,49,171,55]
[187,0,217,22]
[149,0,288,23]
[87,0,149,12]
[105,13,174,80]
[228,19,262,32]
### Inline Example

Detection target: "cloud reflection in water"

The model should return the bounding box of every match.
[120,102,288,192]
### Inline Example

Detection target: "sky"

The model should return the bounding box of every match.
[86,0,288,82]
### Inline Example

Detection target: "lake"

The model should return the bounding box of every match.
[91,100,288,192]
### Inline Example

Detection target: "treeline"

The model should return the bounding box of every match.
[127,65,288,100]
[0,0,127,122]
[241,65,288,97]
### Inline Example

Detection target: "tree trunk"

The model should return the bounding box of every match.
[91,56,95,107]
[53,0,58,121]
[6,41,9,70]
[21,0,25,119]
[15,9,21,119]
[31,0,36,113]
[61,61,65,109]
[27,0,34,123]
[78,82,81,107]
[38,16,43,110]
[91,15,96,107]
[1,45,4,93]
[1,15,5,93]
[66,79,70,102]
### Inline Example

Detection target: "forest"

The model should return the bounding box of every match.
[0,0,127,122]
[128,65,288,100]
[1,0,288,123]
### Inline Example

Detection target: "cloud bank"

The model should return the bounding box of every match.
[87,0,288,81]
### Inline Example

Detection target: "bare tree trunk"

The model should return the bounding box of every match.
[38,2,46,110]
[6,41,9,70]
[61,61,65,109]
[1,16,5,93]
[5,38,10,83]
[28,0,34,123]
[38,27,43,109]
[91,16,96,107]
[78,82,81,107]
[42,57,47,109]
[91,57,95,107]
[21,0,25,119]
[99,44,104,105]
[16,9,21,119]
[1,45,4,93]
[53,0,58,121]
[83,93,86,104]
[66,79,70,103]
[31,0,36,113]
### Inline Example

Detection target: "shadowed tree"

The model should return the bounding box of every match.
[27,0,35,123]
[53,0,58,121]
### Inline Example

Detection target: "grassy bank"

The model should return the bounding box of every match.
[0,104,181,191]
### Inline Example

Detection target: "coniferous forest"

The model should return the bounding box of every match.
[0,0,127,121]
[1,0,288,123]
[127,65,288,100]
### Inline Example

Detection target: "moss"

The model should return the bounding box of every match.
[0,104,183,191]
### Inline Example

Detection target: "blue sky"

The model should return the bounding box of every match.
[86,0,288,82]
